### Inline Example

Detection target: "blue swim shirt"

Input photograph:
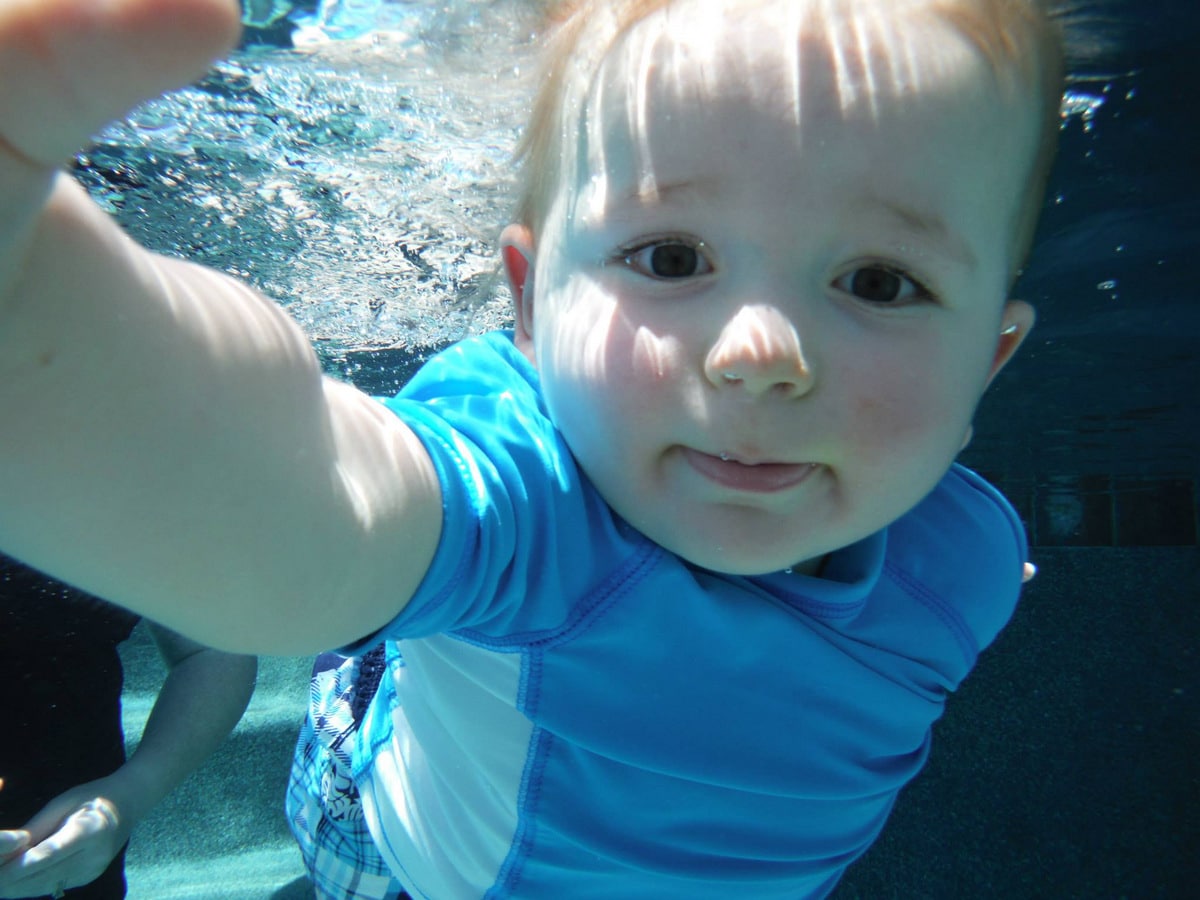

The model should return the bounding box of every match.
[343,331,1028,899]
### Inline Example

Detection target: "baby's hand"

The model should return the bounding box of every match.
[0,0,241,321]
[0,0,241,168]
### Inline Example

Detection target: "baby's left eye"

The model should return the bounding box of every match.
[833,265,933,305]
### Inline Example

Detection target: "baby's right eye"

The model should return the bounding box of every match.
[618,239,713,280]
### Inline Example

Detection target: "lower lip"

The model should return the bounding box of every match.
[681,448,818,494]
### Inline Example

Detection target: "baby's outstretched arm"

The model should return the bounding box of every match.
[0,0,442,655]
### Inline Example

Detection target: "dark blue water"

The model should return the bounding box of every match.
[948,0,1200,551]
[1013,4,1199,474]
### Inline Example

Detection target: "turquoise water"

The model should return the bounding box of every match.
[22,0,1200,896]
[79,0,539,359]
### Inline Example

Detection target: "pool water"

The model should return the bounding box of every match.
[77,0,540,358]
[28,0,1200,896]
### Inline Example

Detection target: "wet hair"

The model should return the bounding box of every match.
[512,0,1065,280]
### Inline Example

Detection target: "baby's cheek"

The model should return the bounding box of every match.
[627,326,676,382]
[845,365,959,455]
[596,339,667,428]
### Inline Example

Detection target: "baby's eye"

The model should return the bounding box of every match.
[833,265,933,305]
[619,239,713,280]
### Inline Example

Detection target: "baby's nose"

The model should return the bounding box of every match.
[703,304,813,397]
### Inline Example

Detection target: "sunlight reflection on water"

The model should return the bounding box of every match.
[74,0,540,360]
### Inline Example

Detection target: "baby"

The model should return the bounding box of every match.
[0,0,1064,897]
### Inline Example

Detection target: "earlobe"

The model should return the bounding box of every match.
[499,223,536,359]
[985,300,1036,388]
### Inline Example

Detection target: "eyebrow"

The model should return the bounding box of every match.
[613,175,722,208]
[857,196,979,270]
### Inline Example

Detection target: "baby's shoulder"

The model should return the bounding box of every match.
[902,464,1024,556]
[884,464,1028,650]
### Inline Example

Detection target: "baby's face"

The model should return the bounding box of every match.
[519,0,1041,574]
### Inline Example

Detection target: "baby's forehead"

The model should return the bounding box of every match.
[566,0,1026,178]
[584,0,1007,118]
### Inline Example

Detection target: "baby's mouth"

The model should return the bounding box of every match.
[682,448,818,493]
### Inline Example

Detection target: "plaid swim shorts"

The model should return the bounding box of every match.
[286,650,411,900]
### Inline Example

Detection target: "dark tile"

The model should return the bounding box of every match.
[1076,473,1116,494]
[1114,478,1198,546]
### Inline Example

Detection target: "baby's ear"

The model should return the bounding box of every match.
[499,224,536,361]
[985,299,1036,389]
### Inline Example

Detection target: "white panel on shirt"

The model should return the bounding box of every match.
[359,634,532,899]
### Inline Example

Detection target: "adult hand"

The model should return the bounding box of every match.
[0,632,257,899]
[0,778,130,899]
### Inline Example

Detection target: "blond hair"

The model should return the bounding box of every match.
[513,0,1065,279]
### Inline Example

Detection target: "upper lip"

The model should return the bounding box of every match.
[705,449,805,467]
[718,453,769,466]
